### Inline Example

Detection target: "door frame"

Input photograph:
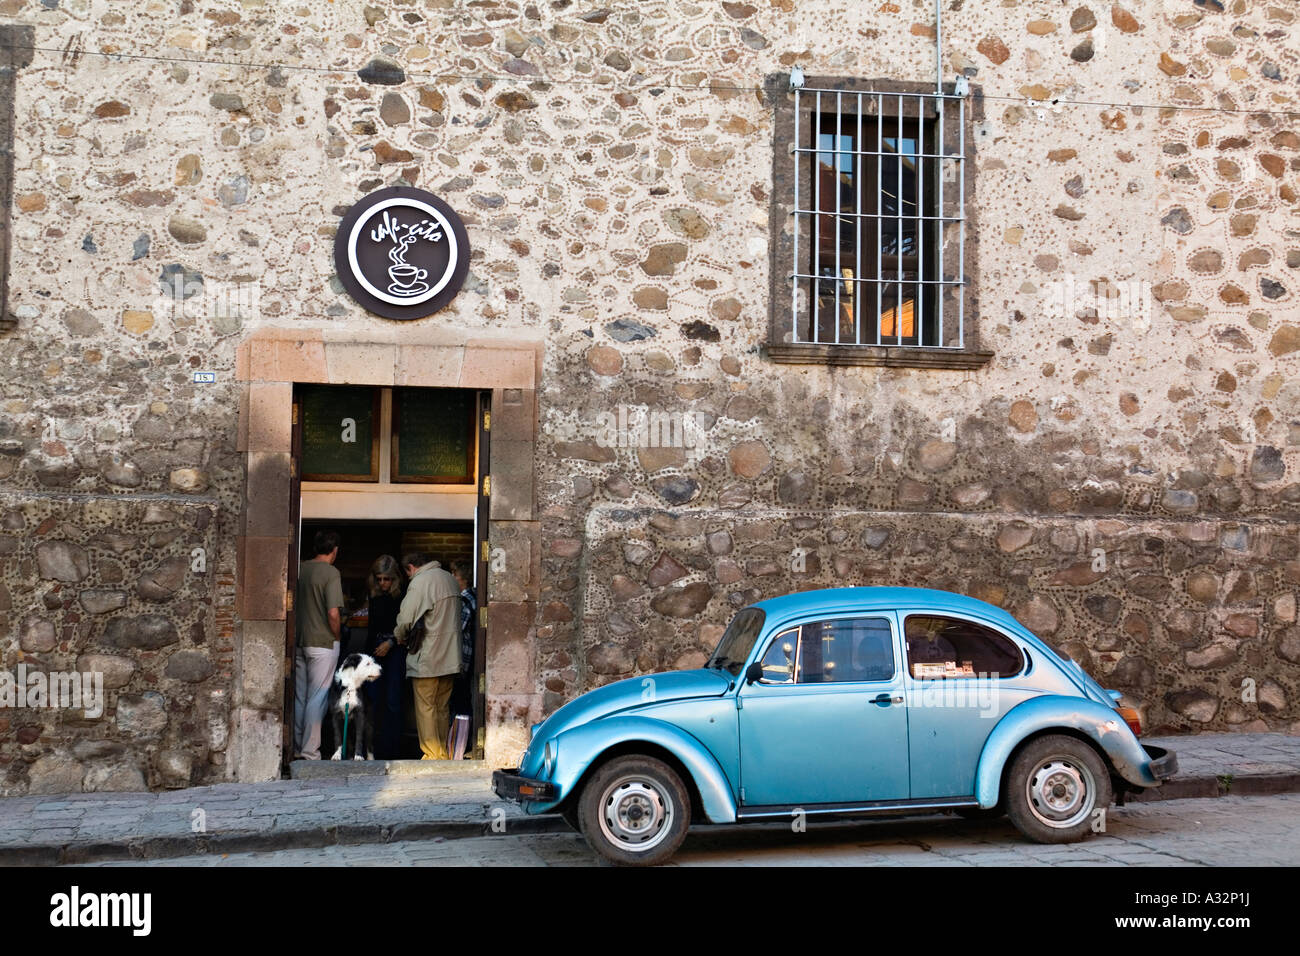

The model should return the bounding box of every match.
[472,390,490,759]
[282,385,489,770]
[282,395,303,761]
[232,329,542,781]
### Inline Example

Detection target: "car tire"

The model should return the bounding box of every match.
[577,755,690,866]
[1006,734,1112,844]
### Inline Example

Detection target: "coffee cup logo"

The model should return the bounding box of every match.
[387,264,429,297]
[334,187,470,320]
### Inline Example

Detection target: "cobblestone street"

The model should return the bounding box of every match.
[77,793,1300,867]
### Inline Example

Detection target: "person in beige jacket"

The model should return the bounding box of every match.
[394,553,462,759]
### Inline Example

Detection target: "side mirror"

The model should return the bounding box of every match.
[744,661,764,686]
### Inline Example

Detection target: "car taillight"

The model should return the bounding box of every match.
[1117,706,1142,737]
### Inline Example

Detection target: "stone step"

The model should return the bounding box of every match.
[288,759,489,780]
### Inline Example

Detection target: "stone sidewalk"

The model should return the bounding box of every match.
[1,732,1298,866]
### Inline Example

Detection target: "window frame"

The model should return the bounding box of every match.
[298,384,382,482]
[766,75,992,369]
[389,386,478,485]
[810,111,940,348]
[901,612,1026,681]
[754,615,898,686]
[297,384,478,485]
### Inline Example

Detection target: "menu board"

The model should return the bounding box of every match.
[392,388,475,483]
[300,385,378,480]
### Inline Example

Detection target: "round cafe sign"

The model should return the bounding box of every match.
[333,186,471,320]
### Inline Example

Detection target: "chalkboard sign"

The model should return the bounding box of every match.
[391,388,475,483]
[300,385,380,481]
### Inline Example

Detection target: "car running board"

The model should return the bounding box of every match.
[736,796,980,821]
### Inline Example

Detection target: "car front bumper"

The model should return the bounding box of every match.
[1142,745,1177,781]
[492,768,556,803]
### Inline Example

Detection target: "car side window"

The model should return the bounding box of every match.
[759,629,799,682]
[904,615,1024,679]
[759,618,895,684]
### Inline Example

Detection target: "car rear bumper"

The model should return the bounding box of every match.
[1143,745,1178,781]
[492,768,556,803]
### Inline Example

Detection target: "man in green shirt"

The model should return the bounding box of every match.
[293,530,344,760]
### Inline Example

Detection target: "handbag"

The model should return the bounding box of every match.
[404,616,427,656]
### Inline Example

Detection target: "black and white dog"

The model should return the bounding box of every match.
[328,653,383,760]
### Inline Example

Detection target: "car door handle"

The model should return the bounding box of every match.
[872,694,903,705]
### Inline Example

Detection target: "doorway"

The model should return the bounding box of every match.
[285,384,490,766]
[300,518,474,760]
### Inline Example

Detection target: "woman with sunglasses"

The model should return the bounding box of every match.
[364,555,406,759]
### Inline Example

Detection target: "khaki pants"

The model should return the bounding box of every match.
[411,676,454,759]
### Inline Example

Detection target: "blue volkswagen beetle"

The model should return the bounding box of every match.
[492,587,1177,866]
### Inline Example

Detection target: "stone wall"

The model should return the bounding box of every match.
[0,494,229,794]
[0,1,1297,791]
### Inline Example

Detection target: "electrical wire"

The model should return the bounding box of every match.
[5,39,1300,119]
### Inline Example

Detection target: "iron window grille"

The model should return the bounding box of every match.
[780,85,975,355]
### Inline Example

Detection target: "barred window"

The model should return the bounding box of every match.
[768,78,991,369]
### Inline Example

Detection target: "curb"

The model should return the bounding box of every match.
[1,814,574,867]
[1128,771,1300,802]
[4,772,1299,865]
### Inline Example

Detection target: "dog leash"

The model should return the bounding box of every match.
[342,703,350,759]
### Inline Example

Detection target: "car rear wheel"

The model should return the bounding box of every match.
[1006,735,1112,844]
[577,755,690,866]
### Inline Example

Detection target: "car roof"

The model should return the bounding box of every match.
[750,587,1033,636]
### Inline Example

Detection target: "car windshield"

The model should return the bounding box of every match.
[706,607,766,676]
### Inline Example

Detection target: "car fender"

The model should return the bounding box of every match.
[531,715,738,823]
[974,695,1162,807]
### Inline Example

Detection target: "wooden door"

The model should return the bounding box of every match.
[472,390,491,759]
[282,390,303,765]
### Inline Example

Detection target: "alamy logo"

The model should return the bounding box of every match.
[1040,273,1152,327]
[593,404,708,449]
[49,886,151,936]
[911,674,1001,718]
[0,664,103,718]
[153,272,261,322]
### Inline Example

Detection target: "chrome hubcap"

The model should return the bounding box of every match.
[1026,757,1094,829]
[598,776,672,852]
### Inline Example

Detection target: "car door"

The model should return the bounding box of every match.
[737,614,909,808]
[901,611,1037,799]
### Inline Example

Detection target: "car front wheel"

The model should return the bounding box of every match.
[1005,735,1112,844]
[577,755,690,866]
